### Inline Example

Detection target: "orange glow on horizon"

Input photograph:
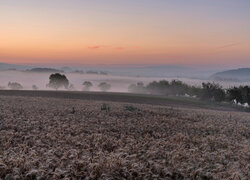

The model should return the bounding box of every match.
[0,0,249,65]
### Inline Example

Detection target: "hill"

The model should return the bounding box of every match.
[0,62,224,79]
[85,65,221,79]
[26,68,64,73]
[0,62,30,71]
[211,68,250,81]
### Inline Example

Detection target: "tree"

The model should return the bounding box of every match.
[239,86,250,104]
[146,80,169,95]
[228,86,250,104]
[68,84,75,91]
[98,82,111,92]
[187,86,202,97]
[128,84,137,93]
[128,82,146,93]
[201,82,225,102]
[47,73,69,90]
[32,85,38,90]
[82,81,93,91]
[227,87,241,103]
[8,82,23,90]
[146,80,191,96]
[169,80,189,96]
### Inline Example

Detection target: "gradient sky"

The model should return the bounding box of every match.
[0,0,250,66]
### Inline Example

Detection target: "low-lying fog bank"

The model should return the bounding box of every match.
[0,71,250,92]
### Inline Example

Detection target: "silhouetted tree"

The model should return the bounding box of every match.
[187,86,203,97]
[32,85,38,90]
[228,86,250,104]
[146,80,191,96]
[8,82,23,90]
[169,80,189,95]
[128,84,136,92]
[47,73,69,90]
[201,82,225,102]
[240,86,250,104]
[128,82,146,93]
[82,81,93,91]
[68,84,75,91]
[98,82,111,92]
[147,80,169,95]
[227,87,241,103]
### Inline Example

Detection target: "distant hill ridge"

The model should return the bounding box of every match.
[26,68,64,73]
[211,68,250,81]
[0,62,30,70]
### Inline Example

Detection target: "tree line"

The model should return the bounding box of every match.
[4,73,111,92]
[46,73,111,92]
[2,73,250,105]
[129,80,250,105]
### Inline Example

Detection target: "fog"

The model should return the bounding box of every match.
[0,70,250,92]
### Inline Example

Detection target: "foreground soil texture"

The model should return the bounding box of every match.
[0,95,249,179]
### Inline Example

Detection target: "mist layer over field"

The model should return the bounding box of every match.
[0,71,250,92]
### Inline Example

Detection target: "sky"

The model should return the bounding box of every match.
[0,0,250,67]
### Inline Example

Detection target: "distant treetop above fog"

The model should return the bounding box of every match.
[47,73,69,90]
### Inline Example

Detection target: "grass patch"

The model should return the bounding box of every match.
[101,103,110,112]
[124,105,140,112]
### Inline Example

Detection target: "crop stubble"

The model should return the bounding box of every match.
[0,96,249,179]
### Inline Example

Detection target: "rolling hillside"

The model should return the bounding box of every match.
[211,68,250,81]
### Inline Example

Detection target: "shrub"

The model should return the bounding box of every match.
[128,82,146,93]
[101,103,110,112]
[32,85,38,90]
[68,84,75,91]
[146,80,169,95]
[82,81,93,91]
[98,82,111,92]
[124,105,139,112]
[70,107,76,114]
[8,82,23,90]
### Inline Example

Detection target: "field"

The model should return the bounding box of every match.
[0,92,249,179]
